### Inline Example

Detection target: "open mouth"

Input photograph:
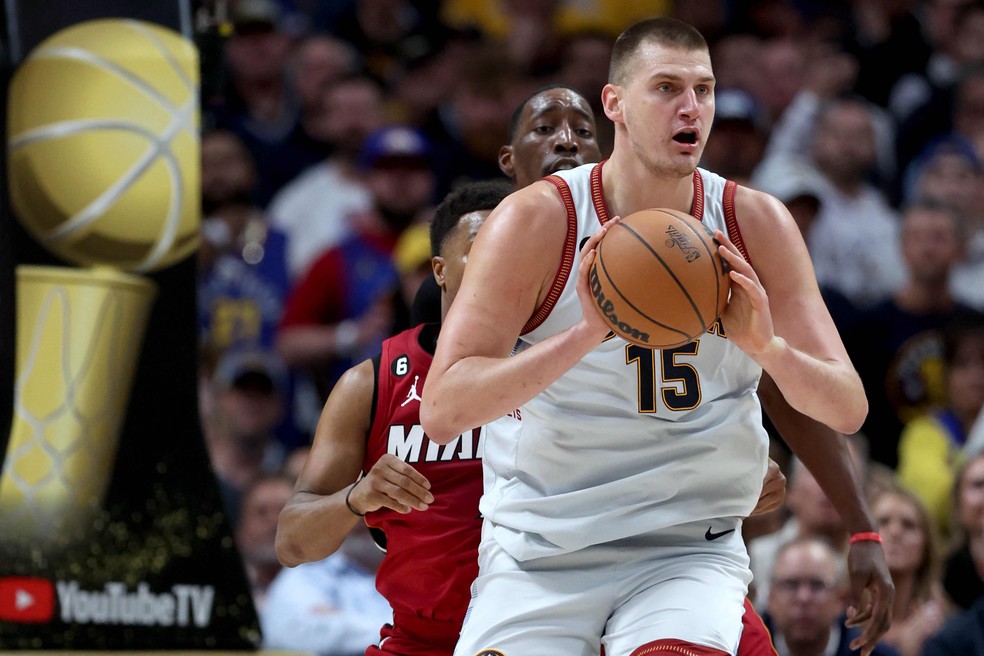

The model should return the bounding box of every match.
[672,130,698,145]
[546,157,580,174]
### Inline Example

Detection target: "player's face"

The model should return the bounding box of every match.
[434,210,491,315]
[500,88,602,188]
[605,43,715,177]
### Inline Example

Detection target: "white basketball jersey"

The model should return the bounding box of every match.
[481,162,769,561]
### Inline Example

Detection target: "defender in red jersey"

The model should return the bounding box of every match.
[276,180,513,655]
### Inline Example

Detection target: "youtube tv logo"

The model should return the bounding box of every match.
[0,577,55,623]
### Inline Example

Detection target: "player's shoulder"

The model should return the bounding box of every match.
[332,357,377,400]
[731,182,800,239]
[482,178,569,237]
[733,182,788,218]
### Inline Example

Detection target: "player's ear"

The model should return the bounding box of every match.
[602,84,622,123]
[432,256,447,290]
[498,145,515,179]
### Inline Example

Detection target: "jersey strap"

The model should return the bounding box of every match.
[524,175,579,335]
[722,178,751,265]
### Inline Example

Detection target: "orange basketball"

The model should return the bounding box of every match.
[589,208,730,349]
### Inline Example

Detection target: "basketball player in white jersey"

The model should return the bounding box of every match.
[422,18,889,656]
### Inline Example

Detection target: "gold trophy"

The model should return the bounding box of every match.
[0,19,200,548]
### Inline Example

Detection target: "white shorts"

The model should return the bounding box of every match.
[453,518,750,656]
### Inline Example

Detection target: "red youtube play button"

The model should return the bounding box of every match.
[0,577,55,623]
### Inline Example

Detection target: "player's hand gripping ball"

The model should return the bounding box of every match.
[7,19,200,273]
[589,208,730,348]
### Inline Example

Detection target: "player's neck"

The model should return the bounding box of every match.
[601,153,695,218]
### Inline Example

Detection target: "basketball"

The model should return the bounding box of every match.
[589,208,730,349]
[7,19,200,273]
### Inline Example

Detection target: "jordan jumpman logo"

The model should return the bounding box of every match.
[401,375,422,407]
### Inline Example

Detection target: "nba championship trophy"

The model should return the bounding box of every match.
[0,19,199,549]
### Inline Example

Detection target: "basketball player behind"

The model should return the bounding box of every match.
[421,18,891,656]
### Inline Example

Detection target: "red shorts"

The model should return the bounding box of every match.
[366,612,459,656]
[738,597,777,656]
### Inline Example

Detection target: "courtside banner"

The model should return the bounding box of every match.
[0,0,260,648]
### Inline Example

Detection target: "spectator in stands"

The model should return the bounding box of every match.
[751,38,808,126]
[869,484,948,656]
[751,155,859,339]
[940,450,984,610]
[261,524,391,656]
[902,134,984,311]
[849,200,973,469]
[276,125,435,418]
[327,0,447,84]
[764,536,900,656]
[554,30,615,156]
[840,0,931,110]
[886,0,976,124]
[893,3,984,179]
[204,349,288,526]
[236,474,294,611]
[281,34,362,176]
[897,310,984,535]
[422,46,526,196]
[207,0,300,206]
[198,129,291,355]
[389,32,469,137]
[754,94,905,308]
[267,75,384,281]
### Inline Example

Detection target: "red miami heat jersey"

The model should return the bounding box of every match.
[363,324,484,656]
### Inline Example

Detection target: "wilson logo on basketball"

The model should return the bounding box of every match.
[588,265,651,345]
[663,225,701,262]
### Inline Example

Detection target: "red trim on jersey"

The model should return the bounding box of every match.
[522,175,578,334]
[691,169,705,221]
[723,179,751,266]
[629,638,730,656]
[591,164,703,222]
[591,161,613,225]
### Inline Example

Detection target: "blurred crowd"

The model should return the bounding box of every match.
[192,1,984,654]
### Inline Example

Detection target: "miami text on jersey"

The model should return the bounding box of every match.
[388,425,485,463]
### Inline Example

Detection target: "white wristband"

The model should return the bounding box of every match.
[333,320,359,355]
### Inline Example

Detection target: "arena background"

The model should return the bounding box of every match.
[0,0,265,649]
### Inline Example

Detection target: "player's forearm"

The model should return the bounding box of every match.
[275,490,361,567]
[422,322,601,444]
[754,337,868,434]
[760,378,876,533]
